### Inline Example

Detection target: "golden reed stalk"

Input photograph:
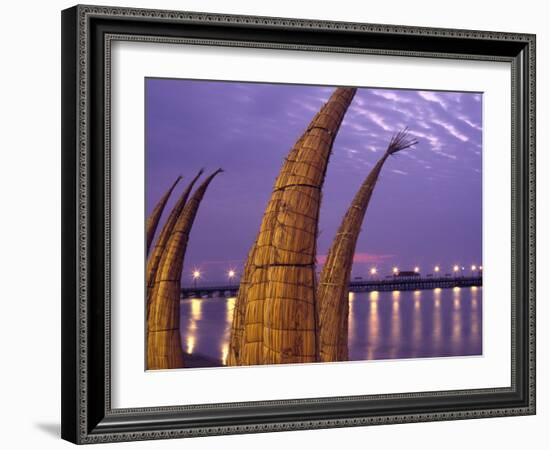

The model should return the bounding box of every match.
[146,169,204,317]
[147,169,222,369]
[228,88,357,366]
[145,176,181,254]
[317,129,417,362]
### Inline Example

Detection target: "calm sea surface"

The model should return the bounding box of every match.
[179,287,482,366]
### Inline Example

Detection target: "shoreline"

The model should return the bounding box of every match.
[184,352,222,368]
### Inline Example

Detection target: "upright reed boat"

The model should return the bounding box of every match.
[228,87,357,366]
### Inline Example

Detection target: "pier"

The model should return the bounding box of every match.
[180,275,482,299]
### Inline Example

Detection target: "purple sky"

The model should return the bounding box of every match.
[146,79,482,285]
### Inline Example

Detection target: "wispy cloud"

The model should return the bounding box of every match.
[408,130,443,152]
[435,151,458,160]
[391,169,408,175]
[371,90,411,103]
[147,80,483,281]
[359,110,392,131]
[431,119,469,142]
[458,115,482,131]
[418,91,448,110]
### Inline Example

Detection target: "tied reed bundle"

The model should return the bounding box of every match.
[228,87,357,366]
[147,169,222,370]
[145,176,181,254]
[317,128,418,362]
[146,169,204,317]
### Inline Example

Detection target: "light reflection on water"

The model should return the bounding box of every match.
[451,287,462,353]
[366,291,379,360]
[432,288,442,353]
[389,291,401,359]
[179,287,482,366]
[412,290,422,357]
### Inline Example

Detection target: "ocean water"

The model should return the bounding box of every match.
[179,286,482,367]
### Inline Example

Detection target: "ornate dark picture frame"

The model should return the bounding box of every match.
[61,4,536,444]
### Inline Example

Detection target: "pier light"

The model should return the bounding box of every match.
[471,265,477,271]
[228,269,236,280]
[453,265,460,273]
[479,265,483,271]
[414,266,420,273]
[392,267,399,275]
[370,267,377,275]
[192,270,201,288]
[434,265,440,273]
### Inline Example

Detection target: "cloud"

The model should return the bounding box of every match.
[342,147,358,154]
[435,151,458,160]
[431,119,469,142]
[360,110,392,131]
[418,91,448,110]
[352,96,366,107]
[371,90,411,103]
[408,129,443,152]
[346,121,371,133]
[458,115,482,131]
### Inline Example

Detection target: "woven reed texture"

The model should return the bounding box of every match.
[146,169,204,317]
[145,176,181,254]
[317,155,388,362]
[318,130,417,362]
[228,87,357,366]
[147,169,222,370]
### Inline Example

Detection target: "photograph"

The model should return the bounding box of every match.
[58,4,536,444]
[145,79,483,370]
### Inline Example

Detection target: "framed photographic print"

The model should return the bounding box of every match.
[61,4,536,444]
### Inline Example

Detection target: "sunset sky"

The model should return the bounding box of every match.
[146,78,482,285]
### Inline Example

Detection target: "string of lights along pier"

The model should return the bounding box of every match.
[181,264,483,298]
